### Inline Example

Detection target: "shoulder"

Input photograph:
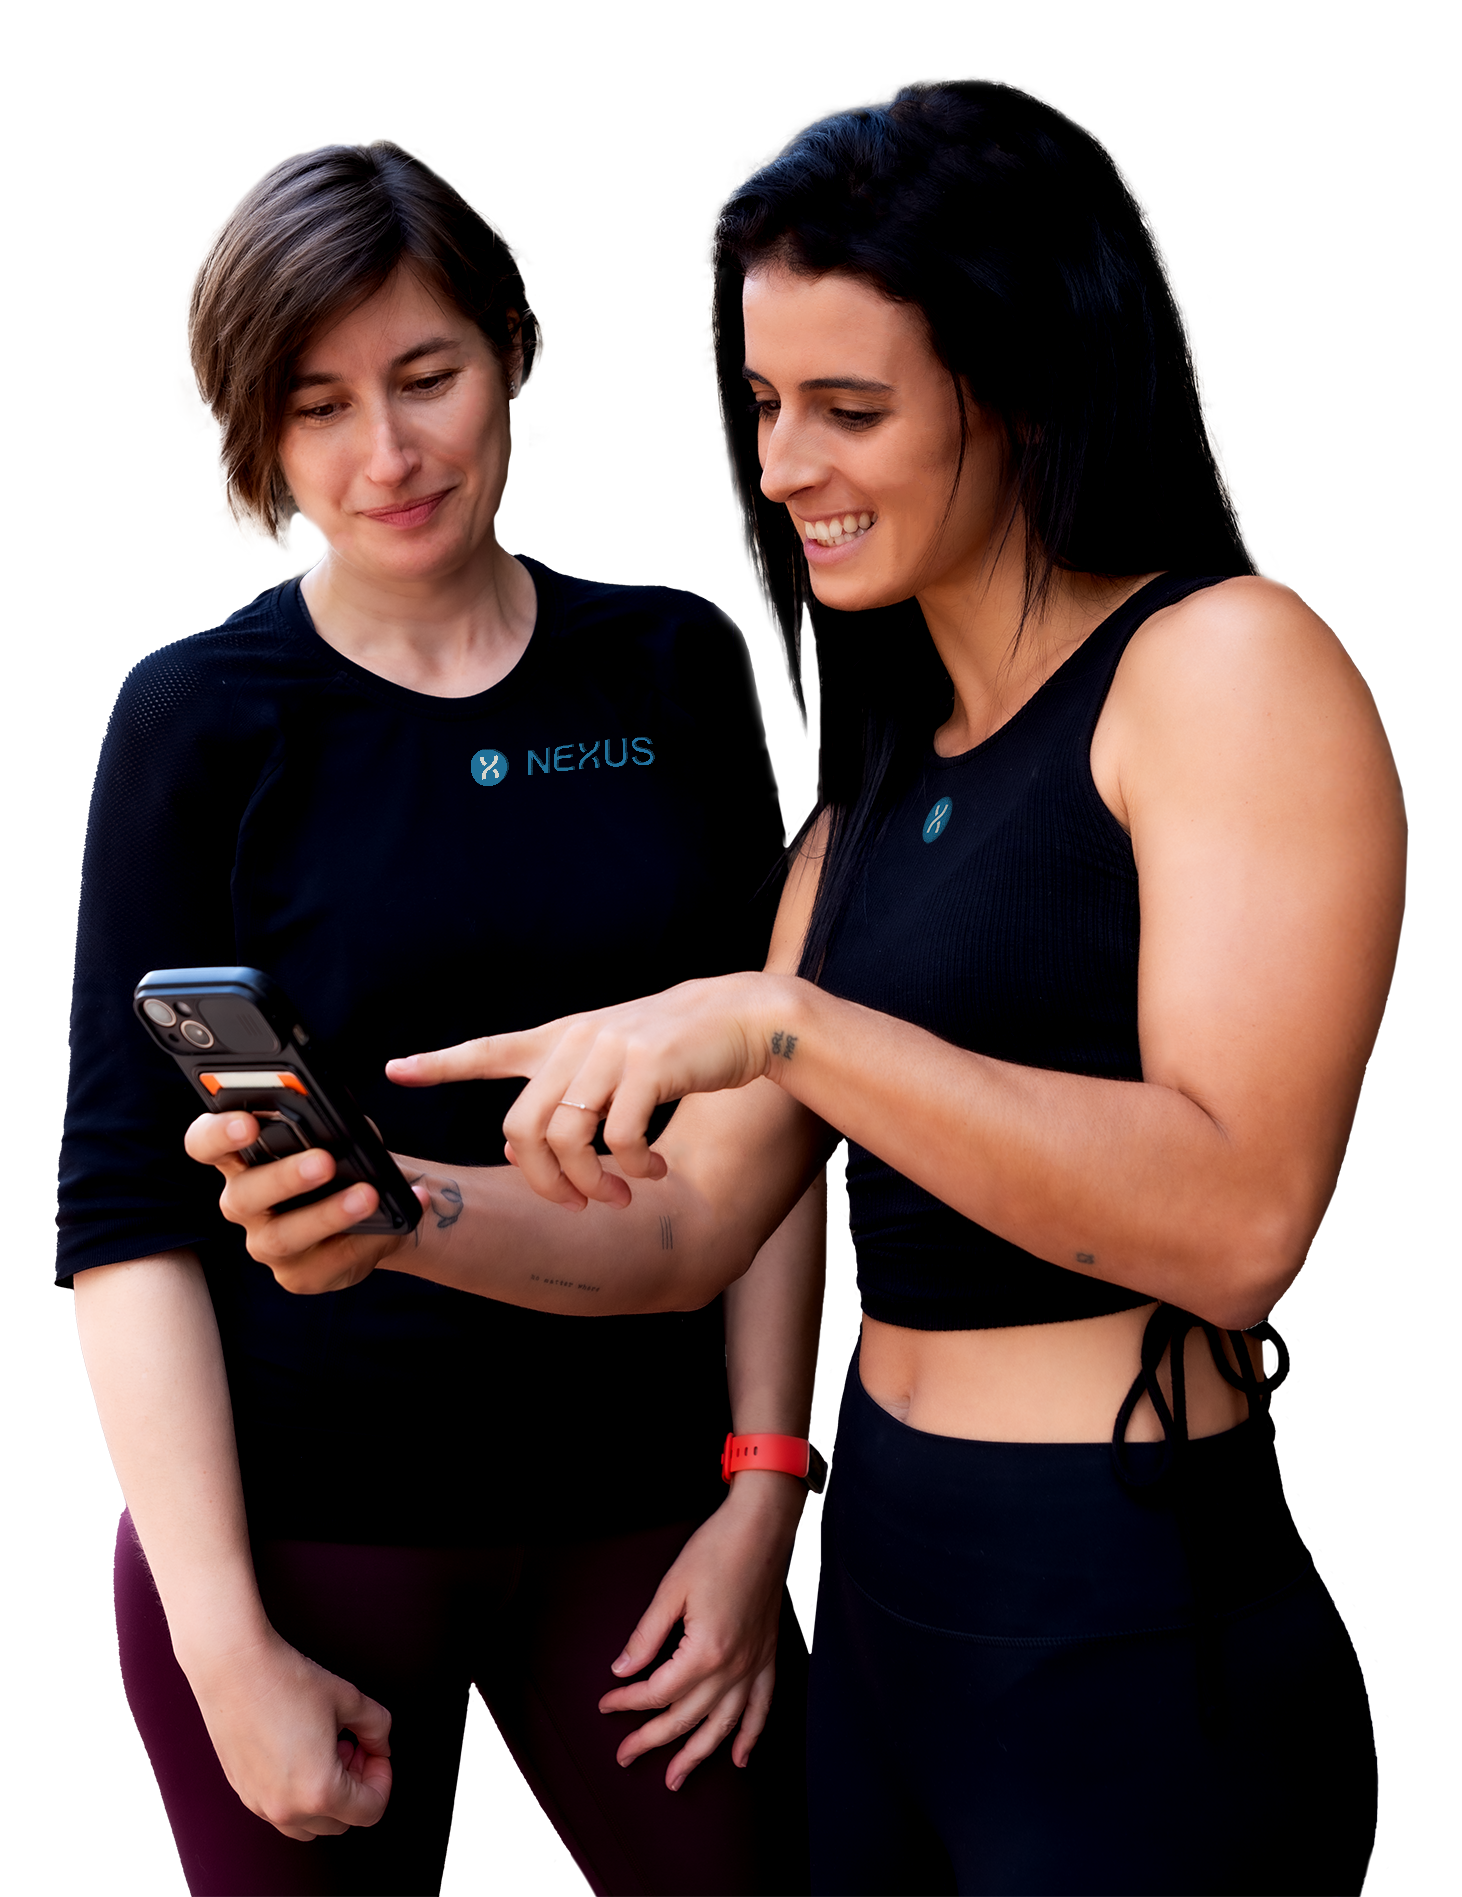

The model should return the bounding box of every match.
[531,560,744,655]
[1097,574,1402,831]
[1113,576,1367,714]
[528,560,761,711]
[1106,575,1387,758]
[108,582,315,735]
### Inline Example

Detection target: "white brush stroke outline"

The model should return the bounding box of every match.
[682,159,819,804]
[154,108,576,527]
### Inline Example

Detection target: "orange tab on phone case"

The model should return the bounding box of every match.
[199,1071,309,1096]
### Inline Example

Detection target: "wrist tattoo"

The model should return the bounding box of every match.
[403,1171,464,1246]
[769,1029,799,1061]
[1075,1250,1095,1264]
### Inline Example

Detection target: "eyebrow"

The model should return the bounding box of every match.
[743,367,895,395]
[289,335,460,390]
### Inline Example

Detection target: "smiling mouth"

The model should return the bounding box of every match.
[800,510,875,547]
[358,488,453,528]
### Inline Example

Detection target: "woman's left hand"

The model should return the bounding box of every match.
[387,972,796,1212]
[599,1473,804,1789]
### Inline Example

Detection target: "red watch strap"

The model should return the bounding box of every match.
[721,1431,825,1489]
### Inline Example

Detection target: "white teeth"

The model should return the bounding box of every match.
[802,511,875,546]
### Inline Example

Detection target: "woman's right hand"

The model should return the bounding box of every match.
[182,1625,392,1840]
[184,1112,421,1295]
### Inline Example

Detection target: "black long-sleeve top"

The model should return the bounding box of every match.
[57,559,786,1544]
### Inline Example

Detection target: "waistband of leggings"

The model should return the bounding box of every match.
[823,1346,1314,1642]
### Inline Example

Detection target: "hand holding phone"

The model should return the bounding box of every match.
[184,1108,427,1297]
[136,966,422,1240]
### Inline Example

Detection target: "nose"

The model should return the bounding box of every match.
[757,408,824,511]
[361,398,421,491]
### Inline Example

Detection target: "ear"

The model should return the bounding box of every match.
[502,309,524,399]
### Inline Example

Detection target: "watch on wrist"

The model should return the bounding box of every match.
[721,1431,828,1494]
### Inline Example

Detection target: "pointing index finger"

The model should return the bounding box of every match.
[386,1031,545,1089]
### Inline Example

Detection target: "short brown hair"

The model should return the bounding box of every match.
[189,142,538,536]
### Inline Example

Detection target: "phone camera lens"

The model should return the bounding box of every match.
[180,1020,215,1048]
[143,1000,177,1027]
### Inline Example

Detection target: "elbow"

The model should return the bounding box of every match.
[648,1219,765,1314]
[1193,1200,1314,1332]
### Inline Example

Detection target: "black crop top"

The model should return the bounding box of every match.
[818,573,1226,1331]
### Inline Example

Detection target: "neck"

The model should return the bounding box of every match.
[916,528,1147,756]
[300,533,536,699]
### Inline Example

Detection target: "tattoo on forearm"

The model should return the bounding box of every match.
[659,1215,674,1252]
[1075,1251,1095,1265]
[402,1171,463,1245]
[529,1272,602,1294]
[769,1030,798,1060]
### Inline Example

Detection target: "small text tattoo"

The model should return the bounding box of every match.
[659,1215,674,1252]
[529,1272,601,1293]
[770,1029,799,1061]
[1075,1251,1095,1265]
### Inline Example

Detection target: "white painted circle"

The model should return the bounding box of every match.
[1319,316,1357,356]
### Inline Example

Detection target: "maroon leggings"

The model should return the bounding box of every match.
[115,1512,808,1897]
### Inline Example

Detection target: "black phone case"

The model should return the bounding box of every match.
[133,966,422,1238]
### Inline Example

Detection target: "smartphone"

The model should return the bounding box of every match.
[133,966,422,1238]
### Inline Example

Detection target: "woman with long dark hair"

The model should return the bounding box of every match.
[198,83,1401,1893]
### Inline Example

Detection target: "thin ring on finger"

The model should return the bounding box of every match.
[558,1099,603,1116]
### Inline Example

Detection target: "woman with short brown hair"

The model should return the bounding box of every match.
[62,142,818,1896]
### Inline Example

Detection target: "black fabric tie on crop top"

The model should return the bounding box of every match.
[818,572,1228,1332]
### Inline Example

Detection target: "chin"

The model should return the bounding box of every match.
[807,567,914,616]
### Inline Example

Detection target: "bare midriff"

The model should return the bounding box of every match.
[858,1305,1258,1444]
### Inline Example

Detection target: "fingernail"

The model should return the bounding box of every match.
[341,1188,370,1216]
[611,1654,630,1674]
[669,1775,684,1792]
[299,1153,329,1184]
[385,1056,413,1076]
[227,1118,251,1141]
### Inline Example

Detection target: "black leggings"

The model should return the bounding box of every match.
[116,1512,808,1897]
[808,1352,1376,1896]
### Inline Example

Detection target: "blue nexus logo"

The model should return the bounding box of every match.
[922,796,953,843]
[470,749,508,787]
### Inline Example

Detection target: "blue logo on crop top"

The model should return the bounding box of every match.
[470,749,508,787]
[922,796,953,843]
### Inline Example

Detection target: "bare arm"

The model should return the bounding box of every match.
[190,582,1403,1332]
[74,1254,392,1838]
[185,1078,825,1313]
[723,1167,826,1442]
[598,1174,827,1787]
[389,583,1403,1331]
[76,1254,262,1660]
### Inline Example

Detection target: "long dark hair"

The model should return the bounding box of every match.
[714,80,1254,976]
